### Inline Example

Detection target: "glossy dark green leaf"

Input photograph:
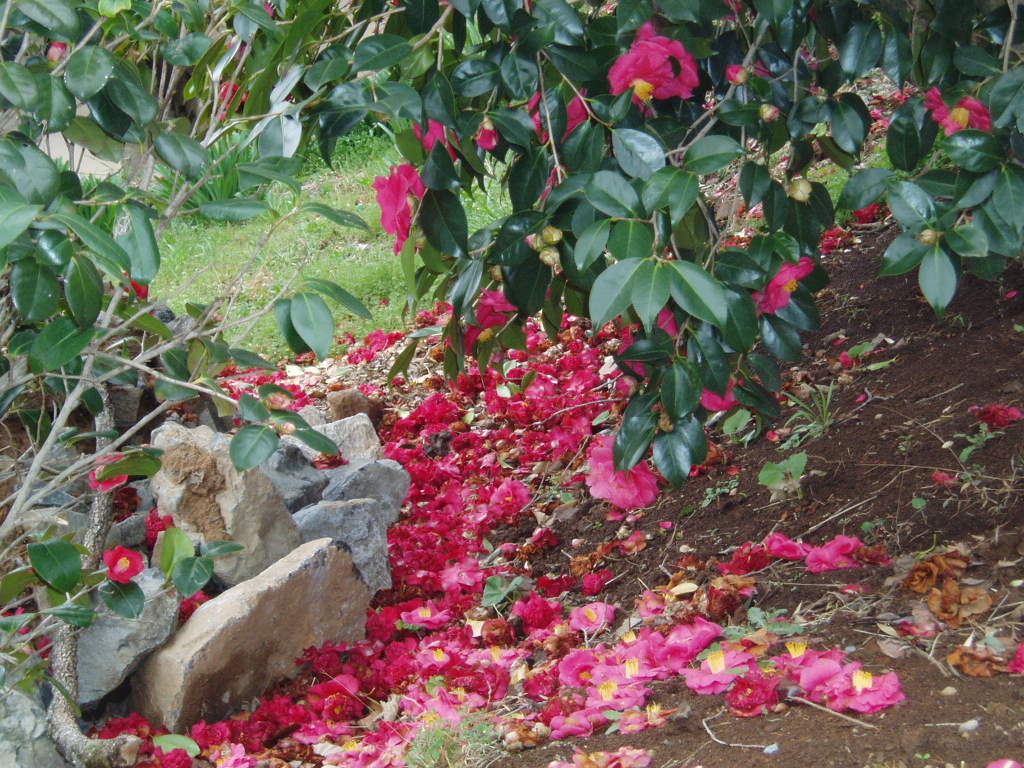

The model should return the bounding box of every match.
[739,162,771,207]
[10,260,59,322]
[504,257,551,315]
[0,63,40,109]
[879,232,928,276]
[118,203,160,283]
[172,556,214,598]
[289,292,334,359]
[107,74,159,126]
[661,359,701,420]
[887,181,934,231]
[918,246,959,315]
[589,257,644,328]
[684,135,744,174]
[353,34,411,71]
[642,167,699,224]
[760,314,803,361]
[17,0,81,38]
[668,261,728,328]
[450,259,484,314]
[40,78,75,132]
[405,0,441,32]
[230,425,280,472]
[63,47,116,100]
[198,198,269,221]
[292,428,340,456]
[614,394,658,470]
[721,288,758,351]
[653,416,706,486]
[161,33,214,66]
[944,130,1000,172]
[451,58,500,97]
[98,580,145,619]
[628,260,670,332]
[0,201,40,249]
[500,52,538,100]
[953,45,1001,77]
[488,108,534,147]
[957,170,998,209]
[97,452,161,479]
[839,168,893,210]
[991,167,1024,235]
[613,129,665,180]
[154,131,209,181]
[44,602,96,627]
[882,29,912,87]
[573,218,610,271]
[422,141,461,191]
[27,539,81,593]
[989,68,1024,129]
[839,22,882,80]
[29,319,94,373]
[945,224,988,258]
[304,277,372,318]
[533,0,585,43]
[607,220,653,260]
[586,170,641,217]
[763,180,788,232]
[830,98,868,155]
[238,394,270,422]
[886,106,921,171]
[302,202,370,232]
[420,189,468,259]
[1,143,59,206]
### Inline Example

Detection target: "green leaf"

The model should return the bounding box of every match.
[172,556,214,598]
[154,131,209,181]
[229,425,279,472]
[120,203,160,283]
[953,45,1001,77]
[152,735,201,759]
[642,167,699,223]
[573,218,610,271]
[40,78,75,132]
[230,347,276,370]
[451,58,500,98]
[63,47,116,100]
[918,246,958,315]
[289,292,334,359]
[43,602,96,628]
[607,220,654,260]
[236,159,302,194]
[839,21,882,80]
[0,569,39,603]
[159,526,196,578]
[944,130,1000,173]
[661,359,701,419]
[629,260,670,332]
[586,170,642,217]
[684,135,744,174]
[839,168,893,210]
[50,211,131,275]
[760,314,803,361]
[0,63,40,110]
[17,0,81,38]
[238,394,270,422]
[10,260,60,322]
[614,394,658,470]
[27,539,81,593]
[887,181,934,232]
[29,318,94,372]
[420,189,468,259]
[886,107,920,171]
[500,52,538,100]
[957,170,998,209]
[613,129,666,180]
[946,224,988,258]
[161,33,214,67]
[422,141,460,191]
[292,428,340,456]
[107,74,158,126]
[830,99,868,155]
[739,162,770,207]
[879,232,928,276]
[992,167,1024,236]
[353,34,412,71]
[990,68,1024,129]
[0,201,40,249]
[97,452,161,479]
[653,416,706,486]
[302,202,370,232]
[203,541,244,557]
[589,257,644,329]
[668,261,728,328]
[98,580,145,619]
[304,277,372,318]
[198,198,269,221]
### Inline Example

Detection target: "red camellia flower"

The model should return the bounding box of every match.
[476,117,500,150]
[609,22,700,104]
[924,88,992,135]
[753,257,816,314]
[373,164,425,254]
[969,403,1023,429]
[726,64,749,85]
[103,546,145,583]
[88,453,128,492]
[726,670,780,717]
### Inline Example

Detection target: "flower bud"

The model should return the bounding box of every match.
[525,233,541,251]
[658,412,674,432]
[539,247,560,267]
[275,421,297,435]
[47,42,68,63]
[541,225,563,245]
[490,265,503,282]
[726,65,749,85]
[788,178,812,203]
[917,228,941,245]
[759,103,781,121]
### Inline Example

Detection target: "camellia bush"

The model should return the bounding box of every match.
[1,0,1023,765]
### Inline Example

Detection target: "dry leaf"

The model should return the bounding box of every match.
[876,638,911,659]
[947,646,1008,677]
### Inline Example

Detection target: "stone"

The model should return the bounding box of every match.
[262,443,328,513]
[297,405,328,427]
[326,389,372,422]
[77,568,180,707]
[322,459,409,525]
[0,689,69,768]
[131,539,371,732]
[283,413,382,462]
[150,423,301,586]
[293,499,391,592]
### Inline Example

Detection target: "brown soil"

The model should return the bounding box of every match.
[502,224,1024,768]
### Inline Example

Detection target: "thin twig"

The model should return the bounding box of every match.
[701,709,776,749]
[789,696,879,730]
[798,495,879,539]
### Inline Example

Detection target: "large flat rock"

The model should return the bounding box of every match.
[130,538,370,732]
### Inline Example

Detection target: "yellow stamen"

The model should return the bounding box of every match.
[625,658,640,678]
[342,739,361,751]
[598,680,618,701]
[418,607,432,618]
[117,557,131,570]
[852,670,874,693]
[433,648,447,662]
[491,646,503,662]
[707,650,726,674]
[784,278,800,294]
[423,712,441,724]
[623,630,638,643]
[646,703,663,717]
[786,641,807,658]
[584,608,598,622]
[950,106,970,128]
[467,619,484,637]
[632,78,655,102]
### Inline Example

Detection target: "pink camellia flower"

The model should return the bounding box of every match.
[47,42,68,62]
[932,471,958,488]
[726,670,781,717]
[569,601,616,633]
[414,119,453,155]
[700,378,740,412]
[804,534,864,573]
[566,91,589,138]
[585,434,659,510]
[726,64,749,85]
[548,709,597,739]
[924,88,993,135]
[88,453,128,492]
[988,761,1024,768]
[829,668,906,714]
[103,546,145,584]
[1008,643,1024,674]
[372,164,425,254]
[609,22,700,104]
[653,617,723,674]
[558,648,603,687]
[548,747,653,768]
[682,648,756,694]
[476,118,499,150]
[754,257,816,314]
[210,743,258,768]
[636,590,666,620]
[969,403,1023,429]
[399,600,452,629]
[764,532,811,560]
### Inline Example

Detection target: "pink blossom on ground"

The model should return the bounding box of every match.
[652,617,723,674]
[682,649,756,694]
[399,600,452,629]
[764,532,812,560]
[804,534,865,573]
[1008,643,1024,674]
[547,746,653,768]
[569,602,616,633]
[373,164,425,254]
[210,743,259,768]
[827,668,906,714]
[558,648,604,687]
[754,257,816,314]
[987,761,1024,768]
[608,22,700,104]
[585,435,659,510]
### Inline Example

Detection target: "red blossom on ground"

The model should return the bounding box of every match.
[581,569,614,596]
[726,670,781,717]
[512,592,562,631]
[754,257,816,314]
[718,542,773,574]
[819,227,849,255]
[179,590,210,623]
[146,509,174,548]
[585,434,659,510]
[609,22,699,104]
[804,534,864,573]
[969,403,1023,429]
[373,164,425,254]
[853,203,884,223]
[1009,643,1024,674]
[103,545,145,583]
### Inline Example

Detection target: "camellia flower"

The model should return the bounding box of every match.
[726,64,749,85]
[969,403,1023,429]
[804,534,864,573]
[1008,643,1024,674]
[682,648,756,694]
[585,434,659,510]
[931,471,958,488]
[701,379,740,412]
[398,600,452,629]
[763,532,811,560]
[512,592,562,631]
[414,119,452,155]
[581,569,613,596]
[569,601,616,633]
[726,670,781,717]
[88,453,128,492]
[476,117,499,150]
[372,164,425,254]
[754,257,816,314]
[609,22,700,105]
[827,668,906,714]
[924,87,992,135]
[103,545,145,583]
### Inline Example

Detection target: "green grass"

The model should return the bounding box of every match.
[155,125,407,359]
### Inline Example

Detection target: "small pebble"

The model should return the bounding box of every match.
[940,686,957,696]
[763,743,780,755]
[958,718,980,735]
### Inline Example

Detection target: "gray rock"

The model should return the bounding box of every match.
[283,413,382,462]
[297,405,328,427]
[131,539,371,732]
[262,443,328,513]
[0,689,70,768]
[322,459,409,525]
[293,499,391,593]
[150,423,301,586]
[77,568,180,707]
